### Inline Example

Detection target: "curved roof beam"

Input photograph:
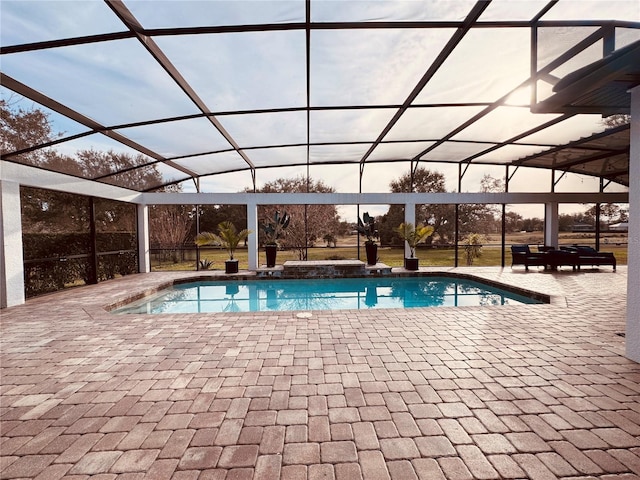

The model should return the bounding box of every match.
[411,23,613,173]
[104,0,257,183]
[0,73,197,180]
[4,18,639,56]
[356,1,491,170]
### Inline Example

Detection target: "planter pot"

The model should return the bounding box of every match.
[225,259,239,274]
[365,243,378,265]
[265,244,278,268]
[404,257,419,271]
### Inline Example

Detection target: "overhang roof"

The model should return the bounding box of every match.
[1,0,639,192]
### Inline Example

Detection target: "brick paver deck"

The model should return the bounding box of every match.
[1,267,638,479]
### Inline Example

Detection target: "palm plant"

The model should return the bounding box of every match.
[395,222,434,258]
[195,221,251,261]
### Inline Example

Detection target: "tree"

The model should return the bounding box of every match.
[251,176,340,260]
[558,214,575,232]
[74,149,165,191]
[380,167,454,245]
[190,204,247,240]
[480,173,504,194]
[1,98,62,166]
[585,203,626,228]
[458,174,503,236]
[521,217,543,232]
[2,100,196,264]
[504,211,524,233]
[602,114,630,129]
[381,169,508,245]
[2,99,88,234]
[149,196,194,262]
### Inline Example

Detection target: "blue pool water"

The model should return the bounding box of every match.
[113,276,542,314]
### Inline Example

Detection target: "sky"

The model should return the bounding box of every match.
[1,0,637,221]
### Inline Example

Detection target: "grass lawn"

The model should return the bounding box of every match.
[152,243,628,271]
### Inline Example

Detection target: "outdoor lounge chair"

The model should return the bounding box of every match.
[510,244,547,270]
[560,245,616,270]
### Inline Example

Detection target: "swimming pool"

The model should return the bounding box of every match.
[112,276,543,314]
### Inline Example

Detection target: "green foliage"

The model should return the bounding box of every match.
[191,204,247,239]
[463,233,484,266]
[198,259,213,270]
[253,176,337,260]
[262,210,290,245]
[382,168,452,245]
[323,234,337,247]
[22,232,137,297]
[356,212,378,244]
[395,222,435,258]
[195,221,252,260]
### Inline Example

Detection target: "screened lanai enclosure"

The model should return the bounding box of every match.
[2,0,637,190]
[1,0,639,355]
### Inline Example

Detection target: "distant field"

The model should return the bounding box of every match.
[152,232,627,271]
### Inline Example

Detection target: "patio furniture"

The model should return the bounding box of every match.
[544,249,579,271]
[510,245,547,270]
[560,245,616,270]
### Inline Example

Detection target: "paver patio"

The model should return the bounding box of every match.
[1,267,639,479]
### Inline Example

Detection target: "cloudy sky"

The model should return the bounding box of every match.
[1,0,637,219]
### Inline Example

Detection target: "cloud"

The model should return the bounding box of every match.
[0,1,122,46]
[155,30,306,112]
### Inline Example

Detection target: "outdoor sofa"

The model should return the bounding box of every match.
[560,245,616,270]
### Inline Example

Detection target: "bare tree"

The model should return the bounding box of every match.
[149,186,194,263]
[253,176,339,260]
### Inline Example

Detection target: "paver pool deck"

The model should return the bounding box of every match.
[1,266,638,479]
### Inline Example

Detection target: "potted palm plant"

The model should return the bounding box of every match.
[195,221,252,274]
[395,222,434,270]
[261,210,290,267]
[357,212,379,265]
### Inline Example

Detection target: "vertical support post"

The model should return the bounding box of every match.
[627,85,640,362]
[0,180,25,307]
[356,204,361,261]
[88,197,98,284]
[455,163,463,267]
[247,202,258,270]
[502,164,509,268]
[501,204,507,268]
[137,204,150,273]
[544,202,559,249]
[454,206,460,267]
[595,202,601,251]
[596,177,604,251]
[195,205,201,270]
[404,202,416,259]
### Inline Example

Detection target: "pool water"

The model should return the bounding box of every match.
[113,276,542,314]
